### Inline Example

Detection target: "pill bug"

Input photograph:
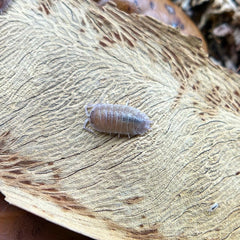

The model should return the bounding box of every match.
[84,103,152,138]
[0,0,11,14]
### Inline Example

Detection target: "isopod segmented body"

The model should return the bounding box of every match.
[0,0,11,14]
[84,103,152,138]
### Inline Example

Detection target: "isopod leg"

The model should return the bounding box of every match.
[83,119,94,133]
[84,105,92,117]
[118,133,120,138]
[83,118,89,128]
[127,133,130,138]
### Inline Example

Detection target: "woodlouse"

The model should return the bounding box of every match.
[84,103,152,138]
[0,0,11,14]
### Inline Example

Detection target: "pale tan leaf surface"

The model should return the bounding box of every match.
[0,0,240,239]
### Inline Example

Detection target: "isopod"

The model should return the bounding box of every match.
[0,0,11,14]
[84,103,152,138]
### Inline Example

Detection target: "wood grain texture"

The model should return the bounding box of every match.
[0,0,240,239]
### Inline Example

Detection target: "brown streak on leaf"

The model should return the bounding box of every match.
[123,196,144,205]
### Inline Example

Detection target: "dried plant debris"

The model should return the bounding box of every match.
[173,0,240,73]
